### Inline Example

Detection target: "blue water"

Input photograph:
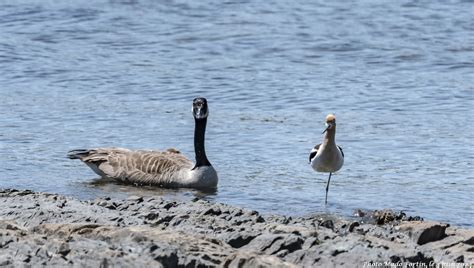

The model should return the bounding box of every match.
[0,0,473,226]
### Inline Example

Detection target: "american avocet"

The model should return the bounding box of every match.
[309,114,344,204]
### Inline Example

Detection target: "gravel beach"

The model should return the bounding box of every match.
[0,189,472,267]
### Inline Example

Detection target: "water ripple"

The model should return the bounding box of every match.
[0,0,472,226]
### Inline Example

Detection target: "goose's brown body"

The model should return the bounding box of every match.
[68,97,218,189]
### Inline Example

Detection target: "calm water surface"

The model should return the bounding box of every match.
[0,0,473,226]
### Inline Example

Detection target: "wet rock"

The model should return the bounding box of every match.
[270,224,316,237]
[464,236,474,245]
[224,232,257,248]
[57,242,71,256]
[0,220,27,232]
[152,249,178,267]
[0,257,12,266]
[223,252,297,268]
[151,215,175,226]
[320,219,334,230]
[348,221,360,232]
[245,234,304,255]
[355,209,423,225]
[145,212,159,221]
[0,189,473,267]
[162,201,176,210]
[454,255,464,263]
[354,209,366,217]
[202,207,222,216]
[398,221,447,245]
[127,196,144,203]
[302,236,319,250]
[105,203,117,210]
[405,252,434,264]
[374,210,396,225]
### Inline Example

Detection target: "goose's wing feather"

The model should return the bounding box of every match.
[309,144,321,163]
[68,147,193,185]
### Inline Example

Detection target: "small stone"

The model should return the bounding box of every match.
[57,242,71,256]
[203,207,222,216]
[97,201,107,207]
[225,232,257,248]
[145,212,159,220]
[454,255,464,263]
[105,203,116,210]
[354,209,365,217]
[163,202,176,210]
[150,244,159,253]
[349,222,360,232]
[127,196,144,203]
[320,219,334,230]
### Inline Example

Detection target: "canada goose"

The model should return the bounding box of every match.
[309,114,344,204]
[68,97,218,189]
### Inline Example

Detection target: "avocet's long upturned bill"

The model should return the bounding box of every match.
[68,97,218,189]
[309,114,344,204]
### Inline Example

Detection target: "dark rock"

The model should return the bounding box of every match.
[149,244,159,252]
[152,250,178,267]
[152,215,175,226]
[399,222,447,245]
[354,209,365,217]
[454,255,464,263]
[390,255,402,263]
[464,236,474,245]
[57,242,71,256]
[302,237,319,250]
[202,207,222,216]
[225,232,257,248]
[405,252,434,264]
[162,202,176,210]
[16,190,34,196]
[331,249,347,256]
[105,203,117,210]
[407,216,423,221]
[278,235,304,253]
[246,234,303,255]
[374,210,395,225]
[320,219,334,230]
[276,249,289,258]
[145,212,159,221]
[348,221,360,232]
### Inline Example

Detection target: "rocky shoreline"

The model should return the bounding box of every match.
[0,189,472,267]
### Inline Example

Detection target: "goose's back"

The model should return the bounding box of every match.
[73,147,194,186]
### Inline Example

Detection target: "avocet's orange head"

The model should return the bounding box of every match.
[322,114,336,134]
[325,114,336,123]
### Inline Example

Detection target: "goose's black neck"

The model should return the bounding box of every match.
[193,118,211,168]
